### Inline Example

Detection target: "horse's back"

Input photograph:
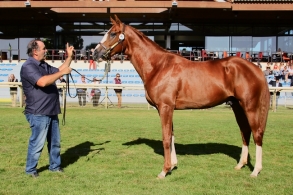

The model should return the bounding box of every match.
[180,56,267,88]
[167,56,268,109]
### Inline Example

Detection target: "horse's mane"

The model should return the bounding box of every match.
[127,25,169,53]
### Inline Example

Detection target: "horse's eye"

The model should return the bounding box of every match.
[110,32,116,38]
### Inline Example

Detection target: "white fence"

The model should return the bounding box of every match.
[0,82,147,108]
[1,82,293,111]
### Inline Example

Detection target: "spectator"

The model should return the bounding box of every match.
[114,73,122,108]
[280,65,288,80]
[8,74,18,107]
[77,75,87,107]
[89,48,97,70]
[263,66,271,76]
[56,76,66,106]
[269,77,282,110]
[257,62,262,69]
[91,78,101,107]
[279,62,285,71]
[272,63,281,79]
[285,63,293,83]
[245,52,252,61]
[291,80,293,96]
[20,40,73,177]
[273,62,279,70]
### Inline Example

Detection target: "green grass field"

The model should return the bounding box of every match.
[0,105,292,195]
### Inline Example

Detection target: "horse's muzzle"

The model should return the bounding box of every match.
[93,48,111,61]
[92,50,104,61]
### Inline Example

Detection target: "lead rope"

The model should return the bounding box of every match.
[62,74,69,126]
[61,61,110,125]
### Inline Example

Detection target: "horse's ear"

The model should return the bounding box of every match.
[114,14,122,25]
[110,16,116,25]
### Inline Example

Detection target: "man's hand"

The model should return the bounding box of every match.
[61,66,72,75]
[66,43,75,59]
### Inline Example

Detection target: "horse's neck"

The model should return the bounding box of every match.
[125,28,164,82]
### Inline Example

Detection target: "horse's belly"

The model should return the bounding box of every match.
[175,90,229,109]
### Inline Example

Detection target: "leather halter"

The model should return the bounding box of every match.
[101,23,125,60]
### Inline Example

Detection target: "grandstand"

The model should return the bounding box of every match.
[1,0,293,107]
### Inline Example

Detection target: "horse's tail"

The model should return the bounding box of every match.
[258,77,270,145]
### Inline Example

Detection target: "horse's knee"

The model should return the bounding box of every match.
[162,139,171,149]
[252,129,264,146]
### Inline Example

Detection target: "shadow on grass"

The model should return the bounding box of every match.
[123,138,254,171]
[38,141,110,173]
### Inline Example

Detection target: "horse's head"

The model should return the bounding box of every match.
[93,15,125,61]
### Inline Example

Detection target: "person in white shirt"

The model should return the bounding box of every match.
[269,77,282,109]
[285,63,293,83]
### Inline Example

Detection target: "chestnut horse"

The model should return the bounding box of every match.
[93,15,270,178]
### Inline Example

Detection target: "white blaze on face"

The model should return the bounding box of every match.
[94,27,112,50]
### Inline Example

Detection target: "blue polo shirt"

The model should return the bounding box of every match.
[20,57,60,115]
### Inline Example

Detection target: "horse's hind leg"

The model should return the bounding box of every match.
[231,101,251,170]
[232,99,267,177]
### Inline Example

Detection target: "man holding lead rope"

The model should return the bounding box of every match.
[20,40,74,177]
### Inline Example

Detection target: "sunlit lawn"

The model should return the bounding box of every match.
[0,105,292,195]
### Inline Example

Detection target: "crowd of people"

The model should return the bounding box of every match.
[6,73,123,109]
[263,60,293,110]
[263,60,293,83]
[75,73,122,108]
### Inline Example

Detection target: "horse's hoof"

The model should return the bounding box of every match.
[234,165,242,170]
[250,169,261,177]
[234,162,247,170]
[157,171,166,179]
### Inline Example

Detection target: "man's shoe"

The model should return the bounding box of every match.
[50,168,64,172]
[28,172,39,178]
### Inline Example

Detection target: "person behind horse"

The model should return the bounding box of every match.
[91,78,101,107]
[8,74,18,107]
[280,65,288,80]
[20,39,73,177]
[269,77,282,109]
[284,62,293,83]
[114,73,122,108]
[77,75,87,107]
[290,80,293,96]
[272,62,281,80]
[89,48,97,70]
[263,66,271,76]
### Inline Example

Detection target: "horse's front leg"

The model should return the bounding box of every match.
[157,104,174,179]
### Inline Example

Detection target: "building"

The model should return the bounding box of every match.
[0,0,293,59]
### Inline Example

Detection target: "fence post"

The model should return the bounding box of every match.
[105,86,108,109]
[272,90,276,112]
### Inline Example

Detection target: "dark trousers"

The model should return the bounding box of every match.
[92,92,101,107]
[77,91,86,106]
